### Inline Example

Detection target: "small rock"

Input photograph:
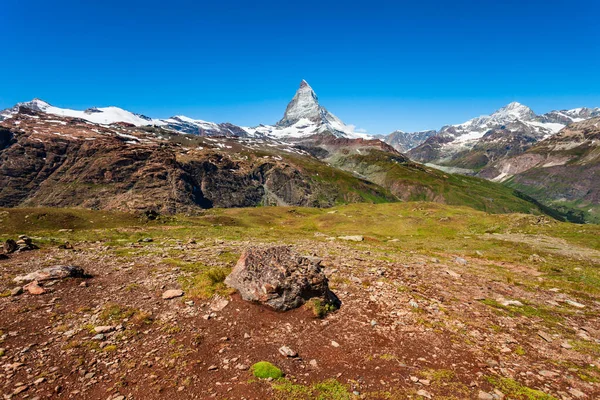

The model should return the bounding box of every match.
[561,341,573,349]
[501,300,524,307]
[208,365,218,371]
[13,385,28,395]
[24,280,46,295]
[569,388,586,398]
[445,269,461,278]
[331,340,340,348]
[409,300,419,308]
[10,287,23,296]
[162,289,184,300]
[210,297,229,312]
[538,370,558,378]
[309,359,318,368]
[478,391,494,400]
[338,235,364,242]
[537,330,553,343]
[79,281,88,287]
[279,345,298,357]
[94,326,115,334]
[3,239,18,254]
[92,334,105,341]
[416,389,432,399]
[454,257,467,265]
[565,299,585,309]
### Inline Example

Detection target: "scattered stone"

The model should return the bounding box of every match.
[538,331,553,343]
[501,300,524,307]
[416,389,432,399]
[79,281,88,287]
[564,299,585,309]
[279,346,298,357]
[14,265,85,284]
[92,334,105,341]
[3,239,18,254]
[538,370,558,378]
[10,287,23,296]
[338,235,364,242]
[445,269,461,278]
[309,359,318,368]
[162,289,184,300]
[208,365,218,371]
[94,326,115,334]
[569,388,586,398]
[331,341,340,348]
[409,300,419,308]
[454,257,467,265]
[13,385,28,395]
[210,297,229,312]
[24,280,46,295]
[58,242,74,250]
[478,391,494,400]
[224,246,340,311]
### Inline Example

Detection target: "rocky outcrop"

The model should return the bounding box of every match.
[225,246,339,311]
[14,265,85,284]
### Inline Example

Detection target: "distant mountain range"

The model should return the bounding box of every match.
[1,81,599,222]
[0,80,368,140]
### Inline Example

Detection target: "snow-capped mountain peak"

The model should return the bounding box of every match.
[490,102,535,122]
[277,80,322,127]
[245,80,371,140]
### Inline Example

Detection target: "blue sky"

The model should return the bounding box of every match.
[1,0,599,133]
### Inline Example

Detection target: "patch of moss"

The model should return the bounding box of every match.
[305,298,338,318]
[251,361,283,379]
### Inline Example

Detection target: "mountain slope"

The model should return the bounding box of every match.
[0,111,395,213]
[380,129,436,152]
[479,117,600,223]
[0,108,560,218]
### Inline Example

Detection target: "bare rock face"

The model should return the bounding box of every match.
[14,265,85,284]
[225,246,339,311]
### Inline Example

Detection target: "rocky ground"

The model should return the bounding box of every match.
[1,204,599,399]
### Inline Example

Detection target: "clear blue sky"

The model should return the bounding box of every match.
[1,0,599,133]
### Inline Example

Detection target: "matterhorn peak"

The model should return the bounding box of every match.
[277,80,321,128]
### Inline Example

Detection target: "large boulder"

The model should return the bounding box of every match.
[225,246,339,311]
[14,265,85,284]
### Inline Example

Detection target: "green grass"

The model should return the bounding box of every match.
[272,378,354,400]
[485,376,558,400]
[251,361,283,379]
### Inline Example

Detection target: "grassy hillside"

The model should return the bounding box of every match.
[327,149,564,217]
